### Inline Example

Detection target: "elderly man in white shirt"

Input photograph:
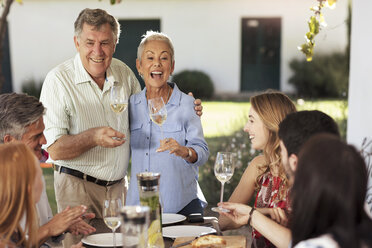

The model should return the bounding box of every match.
[40,8,138,247]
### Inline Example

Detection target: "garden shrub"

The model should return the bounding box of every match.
[22,78,43,99]
[289,52,349,98]
[172,70,214,99]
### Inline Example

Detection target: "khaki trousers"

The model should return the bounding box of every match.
[54,171,128,247]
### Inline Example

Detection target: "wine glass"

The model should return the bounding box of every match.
[110,81,128,138]
[211,152,235,212]
[148,97,167,139]
[103,198,122,248]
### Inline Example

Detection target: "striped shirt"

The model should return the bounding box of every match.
[40,54,141,180]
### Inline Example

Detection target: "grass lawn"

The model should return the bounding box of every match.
[43,167,57,214]
[202,99,348,138]
[44,99,348,214]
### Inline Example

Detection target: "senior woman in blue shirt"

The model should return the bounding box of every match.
[126,31,209,215]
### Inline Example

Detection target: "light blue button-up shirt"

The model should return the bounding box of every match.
[126,83,209,213]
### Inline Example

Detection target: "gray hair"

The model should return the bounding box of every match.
[74,8,121,44]
[137,30,175,63]
[0,93,45,142]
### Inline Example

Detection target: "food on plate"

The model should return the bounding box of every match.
[191,235,226,248]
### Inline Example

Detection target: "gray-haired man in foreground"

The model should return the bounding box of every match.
[0,93,95,246]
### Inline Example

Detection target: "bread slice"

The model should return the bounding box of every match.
[191,235,226,248]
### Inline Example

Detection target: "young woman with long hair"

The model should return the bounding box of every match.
[291,134,372,248]
[219,91,297,248]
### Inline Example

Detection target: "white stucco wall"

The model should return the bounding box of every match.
[7,0,347,93]
[347,0,372,148]
[347,0,372,215]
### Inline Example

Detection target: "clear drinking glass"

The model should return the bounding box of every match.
[121,206,150,248]
[148,97,167,140]
[211,152,235,213]
[103,198,122,248]
[110,81,128,137]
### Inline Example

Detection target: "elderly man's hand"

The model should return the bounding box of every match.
[93,127,126,148]
[68,212,96,235]
[188,92,203,117]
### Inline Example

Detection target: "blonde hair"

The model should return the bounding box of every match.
[0,142,39,248]
[250,91,297,198]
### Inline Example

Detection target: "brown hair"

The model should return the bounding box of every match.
[250,91,296,198]
[0,142,39,248]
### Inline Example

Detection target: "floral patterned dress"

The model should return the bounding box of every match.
[251,171,290,248]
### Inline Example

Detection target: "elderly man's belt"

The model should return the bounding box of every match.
[52,164,123,187]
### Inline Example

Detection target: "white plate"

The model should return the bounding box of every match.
[162,225,216,238]
[162,213,186,225]
[82,233,123,247]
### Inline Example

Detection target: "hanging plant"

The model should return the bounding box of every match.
[299,0,337,61]
[98,0,122,4]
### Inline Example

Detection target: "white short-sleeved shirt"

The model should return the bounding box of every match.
[40,54,141,180]
[36,177,53,226]
[294,234,339,248]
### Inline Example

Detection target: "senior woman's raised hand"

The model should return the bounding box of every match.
[156,138,197,163]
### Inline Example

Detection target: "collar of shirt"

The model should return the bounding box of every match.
[73,53,92,85]
[103,68,115,94]
[133,82,182,106]
[72,53,115,94]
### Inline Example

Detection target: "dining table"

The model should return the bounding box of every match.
[82,215,247,248]
[163,216,222,248]
[162,215,248,248]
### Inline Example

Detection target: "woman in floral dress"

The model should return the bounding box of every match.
[219,91,296,248]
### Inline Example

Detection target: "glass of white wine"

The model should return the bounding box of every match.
[110,81,128,138]
[148,97,167,139]
[211,152,235,213]
[103,198,122,248]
